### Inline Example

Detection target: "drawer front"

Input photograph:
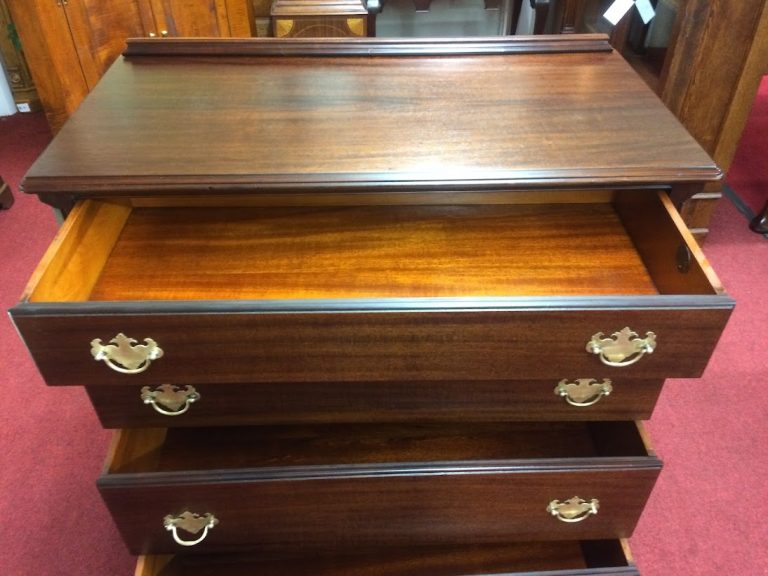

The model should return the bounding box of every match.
[87,379,664,428]
[99,467,659,555]
[13,304,730,386]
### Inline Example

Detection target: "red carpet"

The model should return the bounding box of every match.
[1,81,767,574]
[728,76,768,215]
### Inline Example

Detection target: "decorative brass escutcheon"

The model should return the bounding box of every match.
[555,378,613,407]
[90,333,163,374]
[163,511,218,547]
[141,384,200,416]
[586,327,656,367]
[547,497,599,523]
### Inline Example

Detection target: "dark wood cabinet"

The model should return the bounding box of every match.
[12,36,731,574]
[547,0,768,240]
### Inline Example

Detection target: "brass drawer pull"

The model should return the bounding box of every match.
[555,378,612,407]
[163,511,218,547]
[141,384,200,416]
[90,333,164,374]
[586,327,656,367]
[547,497,599,523]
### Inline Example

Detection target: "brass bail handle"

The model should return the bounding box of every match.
[586,327,656,367]
[141,384,200,416]
[91,333,164,374]
[547,497,599,523]
[555,378,612,407]
[163,511,218,547]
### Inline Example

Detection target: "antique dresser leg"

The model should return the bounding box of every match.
[749,200,768,235]
[0,176,14,210]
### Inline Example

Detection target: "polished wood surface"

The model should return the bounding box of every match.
[0,0,40,110]
[11,305,732,386]
[657,0,768,239]
[22,200,130,302]
[86,378,665,428]
[134,540,637,576]
[21,37,720,197]
[6,0,146,132]
[88,203,656,301]
[99,422,659,554]
[147,0,254,37]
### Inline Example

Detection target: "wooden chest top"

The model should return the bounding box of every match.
[22,36,719,197]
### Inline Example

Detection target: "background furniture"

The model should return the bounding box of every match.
[271,0,367,37]
[0,0,39,112]
[547,0,768,241]
[5,0,253,133]
[12,36,732,574]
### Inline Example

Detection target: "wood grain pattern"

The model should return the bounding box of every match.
[614,190,723,296]
[21,38,720,197]
[149,0,236,37]
[87,204,657,301]
[134,540,637,575]
[22,200,130,302]
[5,0,88,131]
[64,0,146,87]
[99,423,659,554]
[85,378,665,429]
[10,304,732,385]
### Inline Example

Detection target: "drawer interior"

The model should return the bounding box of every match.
[106,421,653,475]
[136,539,635,575]
[24,189,722,304]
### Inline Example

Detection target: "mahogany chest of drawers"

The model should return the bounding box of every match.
[12,35,732,575]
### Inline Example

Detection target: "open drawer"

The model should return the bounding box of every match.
[11,189,732,387]
[135,540,639,575]
[98,421,660,555]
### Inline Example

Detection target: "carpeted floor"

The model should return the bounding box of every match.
[0,77,766,575]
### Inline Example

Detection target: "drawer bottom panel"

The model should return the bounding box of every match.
[87,379,664,428]
[136,539,638,575]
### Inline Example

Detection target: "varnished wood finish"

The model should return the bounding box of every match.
[64,0,147,86]
[99,422,659,554]
[6,0,89,131]
[21,37,720,198]
[88,204,657,301]
[614,190,724,296]
[148,0,254,37]
[86,378,666,428]
[134,544,637,575]
[6,0,146,132]
[134,540,637,575]
[271,0,367,38]
[11,305,731,385]
[0,0,40,111]
[21,200,130,302]
[10,188,733,386]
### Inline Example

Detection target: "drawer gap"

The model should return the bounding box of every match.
[108,421,652,475]
[135,539,635,575]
